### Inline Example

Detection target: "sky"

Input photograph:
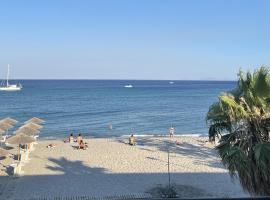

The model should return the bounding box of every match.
[0,0,270,80]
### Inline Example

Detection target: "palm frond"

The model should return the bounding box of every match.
[206,66,270,195]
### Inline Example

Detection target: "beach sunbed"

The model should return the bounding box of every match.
[19,150,29,163]
[10,163,22,176]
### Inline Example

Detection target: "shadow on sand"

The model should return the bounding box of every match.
[116,137,223,170]
[0,155,249,200]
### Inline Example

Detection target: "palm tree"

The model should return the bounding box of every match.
[207,66,270,195]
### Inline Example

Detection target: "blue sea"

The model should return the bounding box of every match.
[0,80,236,138]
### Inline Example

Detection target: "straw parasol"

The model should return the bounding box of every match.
[0,121,13,131]
[19,126,40,133]
[6,133,36,144]
[15,128,40,136]
[24,117,45,124]
[0,147,10,157]
[6,134,36,144]
[2,117,18,125]
[22,122,43,130]
[6,134,36,160]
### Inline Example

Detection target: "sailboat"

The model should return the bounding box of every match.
[0,64,22,91]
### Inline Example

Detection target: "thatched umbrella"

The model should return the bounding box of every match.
[6,134,36,160]
[24,117,45,125]
[15,128,40,136]
[2,117,18,125]
[22,122,43,130]
[0,121,13,131]
[6,133,36,144]
[0,147,10,157]
[19,126,40,134]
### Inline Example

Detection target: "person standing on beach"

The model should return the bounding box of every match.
[169,127,175,138]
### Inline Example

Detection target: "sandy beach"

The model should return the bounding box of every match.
[0,136,249,199]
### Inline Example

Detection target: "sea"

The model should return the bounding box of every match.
[0,80,236,138]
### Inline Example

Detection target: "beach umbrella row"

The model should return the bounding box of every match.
[0,117,44,131]
[13,117,44,137]
[0,117,45,160]
[0,118,18,143]
[3,117,45,160]
[0,118,17,157]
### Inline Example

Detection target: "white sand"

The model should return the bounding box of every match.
[0,136,249,199]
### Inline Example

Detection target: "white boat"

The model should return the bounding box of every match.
[124,84,133,88]
[0,64,22,91]
[169,81,174,84]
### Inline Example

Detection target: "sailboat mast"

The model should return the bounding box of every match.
[7,64,10,86]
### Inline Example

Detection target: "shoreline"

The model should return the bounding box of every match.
[40,133,207,141]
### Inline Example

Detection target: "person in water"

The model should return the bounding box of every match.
[108,123,113,130]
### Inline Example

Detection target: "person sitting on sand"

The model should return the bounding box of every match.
[76,133,82,144]
[69,133,74,143]
[129,134,136,146]
[79,140,87,150]
[64,133,74,143]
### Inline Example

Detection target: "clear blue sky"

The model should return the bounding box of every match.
[0,0,270,80]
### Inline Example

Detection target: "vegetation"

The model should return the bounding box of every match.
[207,66,270,195]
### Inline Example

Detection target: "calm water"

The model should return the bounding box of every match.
[0,80,236,138]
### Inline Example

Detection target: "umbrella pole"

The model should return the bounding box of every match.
[6,129,8,138]
[18,144,20,161]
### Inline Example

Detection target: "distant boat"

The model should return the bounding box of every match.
[0,64,22,91]
[169,81,174,84]
[124,85,133,88]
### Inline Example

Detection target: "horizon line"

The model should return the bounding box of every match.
[6,78,238,81]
